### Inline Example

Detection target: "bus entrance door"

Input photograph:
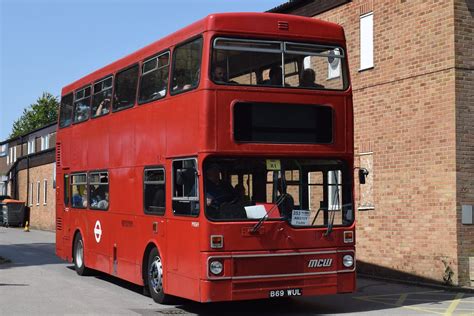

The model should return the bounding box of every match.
[56,171,71,261]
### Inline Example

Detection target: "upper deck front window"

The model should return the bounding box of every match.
[211,38,348,91]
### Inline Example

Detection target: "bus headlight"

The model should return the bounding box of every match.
[343,255,354,268]
[209,260,223,275]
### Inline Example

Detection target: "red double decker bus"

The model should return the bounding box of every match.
[56,13,355,303]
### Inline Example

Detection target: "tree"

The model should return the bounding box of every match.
[10,92,59,138]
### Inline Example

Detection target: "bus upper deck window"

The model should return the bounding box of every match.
[113,65,139,111]
[73,87,91,123]
[92,76,113,118]
[211,38,347,91]
[59,93,74,128]
[171,38,203,94]
[139,52,170,104]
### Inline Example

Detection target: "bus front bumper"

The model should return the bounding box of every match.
[200,248,356,302]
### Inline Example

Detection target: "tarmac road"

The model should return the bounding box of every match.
[0,227,473,315]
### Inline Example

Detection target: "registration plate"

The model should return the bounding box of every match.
[269,288,302,298]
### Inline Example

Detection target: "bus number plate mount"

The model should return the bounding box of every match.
[269,288,302,298]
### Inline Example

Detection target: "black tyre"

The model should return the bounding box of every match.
[73,233,90,276]
[147,248,172,304]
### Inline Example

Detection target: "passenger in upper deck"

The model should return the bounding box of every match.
[299,68,325,89]
[268,65,283,86]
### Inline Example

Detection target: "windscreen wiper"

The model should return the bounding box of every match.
[251,193,288,233]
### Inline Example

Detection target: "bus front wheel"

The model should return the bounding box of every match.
[73,233,90,276]
[147,248,171,304]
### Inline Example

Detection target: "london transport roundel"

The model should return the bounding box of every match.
[94,220,102,243]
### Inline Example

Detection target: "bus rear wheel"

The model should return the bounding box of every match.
[147,248,171,304]
[73,233,90,276]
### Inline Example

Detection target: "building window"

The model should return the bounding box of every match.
[28,139,35,154]
[172,158,199,216]
[360,12,374,70]
[53,164,56,189]
[10,146,17,164]
[40,135,50,151]
[89,171,109,210]
[144,167,165,215]
[92,76,113,118]
[36,181,40,206]
[113,65,139,111]
[358,151,375,210]
[139,52,169,104]
[71,173,87,208]
[43,179,47,205]
[29,182,33,206]
[0,144,7,157]
[171,37,203,94]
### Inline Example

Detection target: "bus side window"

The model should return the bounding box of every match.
[113,64,139,111]
[89,171,109,210]
[172,159,199,216]
[139,52,169,104]
[64,174,70,206]
[144,167,165,215]
[92,76,113,118]
[73,86,91,123]
[59,93,73,128]
[71,173,87,209]
[171,37,203,94]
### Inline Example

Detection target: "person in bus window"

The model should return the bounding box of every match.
[269,65,283,86]
[213,66,227,83]
[173,69,191,91]
[277,178,294,220]
[299,68,325,89]
[97,192,109,209]
[205,164,235,208]
[95,98,111,116]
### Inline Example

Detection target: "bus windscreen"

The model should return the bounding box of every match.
[204,157,353,228]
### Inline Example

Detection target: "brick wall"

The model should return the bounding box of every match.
[454,0,474,287]
[313,0,461,283]
[17,163,56,231]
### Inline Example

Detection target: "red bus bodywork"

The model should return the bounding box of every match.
[56,13,355,302]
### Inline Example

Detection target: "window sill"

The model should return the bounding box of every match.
[358,66,374,73]
[358,206,375,211]
[326,75,341,81]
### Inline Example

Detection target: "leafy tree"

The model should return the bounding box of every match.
[10,92,59,138]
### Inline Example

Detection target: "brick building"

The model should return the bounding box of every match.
[270,0,474,286]
[0,123,57,230]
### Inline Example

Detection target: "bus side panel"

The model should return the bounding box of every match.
[112,167,142,284]
[166,217,201,301]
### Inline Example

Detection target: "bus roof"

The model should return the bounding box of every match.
[62,12,344,95]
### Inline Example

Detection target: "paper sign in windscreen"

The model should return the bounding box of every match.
[291,210,310,226]
[244,205,268,219]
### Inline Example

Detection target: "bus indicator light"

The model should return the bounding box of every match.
[210,235,223,248]
[344,231,354,243]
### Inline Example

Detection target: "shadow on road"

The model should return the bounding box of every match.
[88,269,474,315]
[0,242,64,269]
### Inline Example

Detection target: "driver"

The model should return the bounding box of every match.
[205,163,235,208]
